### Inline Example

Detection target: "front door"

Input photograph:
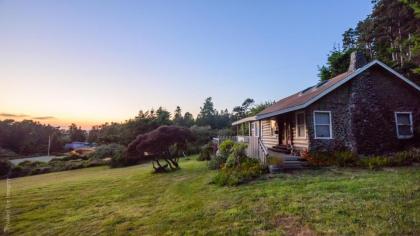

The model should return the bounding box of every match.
[282,121,288,146]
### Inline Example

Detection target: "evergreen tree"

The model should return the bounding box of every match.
[173,106,184,126]
[183,112,195,127]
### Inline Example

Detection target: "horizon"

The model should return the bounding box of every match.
[0,0,372,129]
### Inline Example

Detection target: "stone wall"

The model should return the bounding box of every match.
[306,65,420,154]
[306,82,354,152]
[349,65,420,154]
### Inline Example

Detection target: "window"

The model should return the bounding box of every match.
[313,111,332,139]
[395,112,413,139]
[295,112,306,138]
[270,120,277,136]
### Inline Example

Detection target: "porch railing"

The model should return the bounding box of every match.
[213,136,268,165]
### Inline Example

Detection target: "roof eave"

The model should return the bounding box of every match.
[255,60,420,120]
[231,116,257,126]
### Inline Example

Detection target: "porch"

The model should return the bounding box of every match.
[232,112,308,155]
[214,135,307,169]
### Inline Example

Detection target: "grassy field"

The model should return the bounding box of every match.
[0,156,419,235]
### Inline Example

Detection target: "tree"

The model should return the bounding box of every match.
[0,119,66,155]
[318,47,354,81]
[183,112,195,127]
[249,101,275,116]
[127,126,195,172]
[87,126,100,143]
[156,107,172,126]
[342,28,357,50]
[68,123,87,142]
[173,106,183,126]
[319,0,420,82]
[196,97,216,127]
[233,98,254,120]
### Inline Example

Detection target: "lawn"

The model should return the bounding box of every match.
[0,156,419,235]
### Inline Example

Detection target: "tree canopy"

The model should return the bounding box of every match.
[318,0,420,83]
[127,125,195,172]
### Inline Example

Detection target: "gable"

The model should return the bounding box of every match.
[256,60,420,120]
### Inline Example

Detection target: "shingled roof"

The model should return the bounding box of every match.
[256,60,420,120]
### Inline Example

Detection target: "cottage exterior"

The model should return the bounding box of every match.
[233,53,420,158]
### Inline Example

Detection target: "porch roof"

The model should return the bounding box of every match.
[256,60,420,120]
[231,116,257,126]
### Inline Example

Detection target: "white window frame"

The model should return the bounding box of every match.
[295,111,306,138]
[270,119,277,136]
[313,111,333,139]
[394,112,413,139]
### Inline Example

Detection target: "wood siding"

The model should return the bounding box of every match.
[261,120,278,148]
[257,112,309,151]
[291,111,309,150]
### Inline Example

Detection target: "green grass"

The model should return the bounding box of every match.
[1,157,419,235]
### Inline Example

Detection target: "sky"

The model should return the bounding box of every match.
[0,0,373,129]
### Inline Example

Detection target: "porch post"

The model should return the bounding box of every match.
[248,122,251,136]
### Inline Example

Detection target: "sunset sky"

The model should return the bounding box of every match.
[0,0,372,129]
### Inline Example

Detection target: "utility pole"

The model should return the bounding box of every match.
[48,135,51,157]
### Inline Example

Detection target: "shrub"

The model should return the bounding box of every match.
[208,140,235,170]
[212,143,264,186]
[225,143,248,168]
[109,149,133,168]
[0,160,13,178]
[208,153,227,170]
[212,158,264,186]
[267,156,283,167]
[218,140,235,157]
[0,148,19,158]
[359,156,390,170]
[89,144,126,160]
[198,143,213,161]
[334,151,358,167]
[10,161,50,177]
[302,151,332,167]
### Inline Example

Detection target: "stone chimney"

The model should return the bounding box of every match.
[348,51,367,72]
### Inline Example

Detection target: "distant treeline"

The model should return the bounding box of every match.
[0,97,273,156]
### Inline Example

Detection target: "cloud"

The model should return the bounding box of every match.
[32,116,55,120]
[0,113,29,118]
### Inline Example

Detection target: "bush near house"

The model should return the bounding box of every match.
[197,143,213,161]
[208,139,235,170]
[212,143,265,186]
[303,148,420,170]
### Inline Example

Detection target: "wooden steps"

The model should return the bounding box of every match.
[268,144,291,154]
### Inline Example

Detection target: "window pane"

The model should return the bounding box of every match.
[315,112,330,125]
[315,125,330,138]
[298,125,305,137]
[398,125,412,136]
[396,114,410,125]
[297,113,305,125]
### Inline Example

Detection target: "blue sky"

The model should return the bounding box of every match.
[0,0,372,128]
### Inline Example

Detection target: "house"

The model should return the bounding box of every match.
[232,52,420,158]
[64,141,95,151]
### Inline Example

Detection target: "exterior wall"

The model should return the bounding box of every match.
[290,110,309,151]
[261,119,278,148]
[306,83,353,152]
[306,65,420,154]
[348,66,420,154]
[250,121,260,137]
